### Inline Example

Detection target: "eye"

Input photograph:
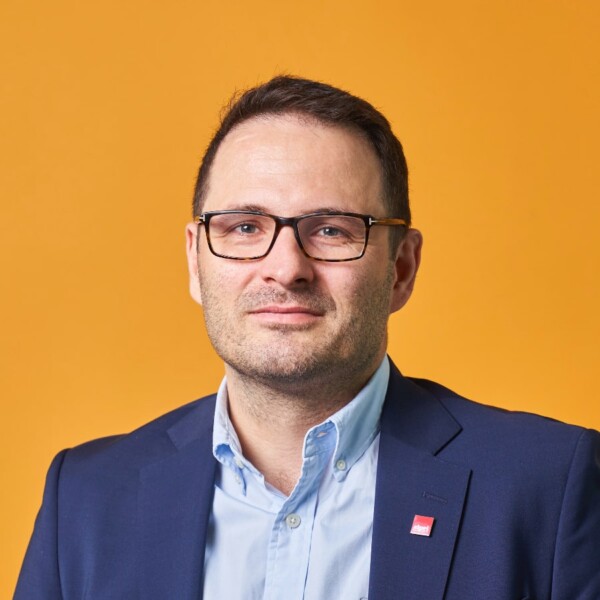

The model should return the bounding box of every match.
[316,225,347,238]
[235,222,259,235]
[219,217,269,237]
[300,215,365,248]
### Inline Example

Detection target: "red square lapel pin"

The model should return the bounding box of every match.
[410,514,435,537]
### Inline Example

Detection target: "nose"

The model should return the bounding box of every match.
[257,223,316,287]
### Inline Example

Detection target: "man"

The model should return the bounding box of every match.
[16,76,600,599]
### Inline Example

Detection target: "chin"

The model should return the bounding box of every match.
[223,341,378,387]
[239,355,323,382]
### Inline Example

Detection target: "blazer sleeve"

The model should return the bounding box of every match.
[14,449,68,600]
[551,428,600,599]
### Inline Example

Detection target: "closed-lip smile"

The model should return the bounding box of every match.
[250,305,323,315]
[248,304,325,325]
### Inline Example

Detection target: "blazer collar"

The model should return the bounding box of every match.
[369,362,471,600]
[138,395,217,600]
[381,362,462,454]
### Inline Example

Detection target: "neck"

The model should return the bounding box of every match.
[223,362,379,495]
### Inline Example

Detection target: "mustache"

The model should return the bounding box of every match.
[238,288,335,313]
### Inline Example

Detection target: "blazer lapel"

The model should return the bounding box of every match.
[369,367,471,600]
[138,397,217,600]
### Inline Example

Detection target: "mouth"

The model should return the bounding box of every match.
[251,305,323,314]
[248,305,325,325]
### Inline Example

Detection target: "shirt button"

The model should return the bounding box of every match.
[335,459,347,471]
[234,474,242,484]
[234,457,244,469]
[285,513,301,529]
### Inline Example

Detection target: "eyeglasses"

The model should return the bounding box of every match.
[194,210,407,262]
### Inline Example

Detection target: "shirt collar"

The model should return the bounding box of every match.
[212,356,390,483]
[326,356,389,481]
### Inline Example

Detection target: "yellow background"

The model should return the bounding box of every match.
[2,0,599,593]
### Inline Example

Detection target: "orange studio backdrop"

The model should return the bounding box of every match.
[1,0,599,595]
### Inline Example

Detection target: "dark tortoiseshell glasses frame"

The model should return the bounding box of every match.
[194,210,407,262]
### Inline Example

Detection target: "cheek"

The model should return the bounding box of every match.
[199,262,252,303]
[343,264,395,311]
[327,269,377,311]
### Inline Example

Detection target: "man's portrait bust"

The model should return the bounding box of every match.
[15,76,600,600]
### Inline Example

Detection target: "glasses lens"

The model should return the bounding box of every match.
[298,215,366,260]
[208,213,276,258]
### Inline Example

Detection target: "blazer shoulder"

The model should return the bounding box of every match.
[410,376,592,438]
[60,393,217,474]
[406,377,599,482]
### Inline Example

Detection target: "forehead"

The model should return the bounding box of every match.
[203,114,385,215]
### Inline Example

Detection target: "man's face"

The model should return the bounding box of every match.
[186,115,421,387]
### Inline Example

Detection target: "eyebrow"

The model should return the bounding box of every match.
[226,203,351,216]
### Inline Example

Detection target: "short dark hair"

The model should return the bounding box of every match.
[192,76,410,228]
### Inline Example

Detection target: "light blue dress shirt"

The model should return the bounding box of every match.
[203,357,390,600]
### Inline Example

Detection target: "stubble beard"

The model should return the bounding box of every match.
[198,266,395,393]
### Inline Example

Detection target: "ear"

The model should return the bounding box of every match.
[185,222,203,305]
[389,228,422,314]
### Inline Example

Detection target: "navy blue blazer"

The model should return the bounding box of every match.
[15,364,600,599]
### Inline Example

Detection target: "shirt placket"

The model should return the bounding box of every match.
[262,424,335,600]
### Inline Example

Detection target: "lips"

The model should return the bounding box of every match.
[246,303,326,327]
[240,290,334,324]
[249,305,324,316]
